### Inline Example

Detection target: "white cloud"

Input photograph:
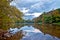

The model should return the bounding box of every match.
[33,13,42,17]
[14,0,40,3]
[23,29,42,33]
[17,7,30,14]
[33,29,42,33]
[20,8,29,13]
[12,0,60,12]
[11,0,60,20]
[10,1,16,6]
[11,0,60,13]
[24,12,42,17]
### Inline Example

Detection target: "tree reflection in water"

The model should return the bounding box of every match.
[4,24,60,40]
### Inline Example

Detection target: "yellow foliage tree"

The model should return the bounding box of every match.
[0,0,23,30]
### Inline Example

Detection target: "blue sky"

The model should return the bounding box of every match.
[10,0,60,20]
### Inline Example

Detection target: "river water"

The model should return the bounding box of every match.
[8,24,60,40]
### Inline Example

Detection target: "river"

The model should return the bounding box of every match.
[7,24,60,40]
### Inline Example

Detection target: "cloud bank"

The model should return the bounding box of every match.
[10,0,60,19]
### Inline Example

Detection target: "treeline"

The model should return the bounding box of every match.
[34,8,60,24]
[0,0,23,30]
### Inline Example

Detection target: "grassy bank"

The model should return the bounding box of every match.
[52,22,60,25]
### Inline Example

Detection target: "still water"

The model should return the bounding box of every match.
[8,24,60,40]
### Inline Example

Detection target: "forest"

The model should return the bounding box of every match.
[34,8,60,25]
[0,0,23,30]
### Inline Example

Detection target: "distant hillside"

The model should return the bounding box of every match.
[34,8,60,24]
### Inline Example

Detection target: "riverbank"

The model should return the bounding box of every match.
[0,29,10,40]
[40,22,60,25]
[52,22,60,25]
[37,22,60,25]
[0,29,23,40]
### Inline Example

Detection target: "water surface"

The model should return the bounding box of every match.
[8,24,60,40]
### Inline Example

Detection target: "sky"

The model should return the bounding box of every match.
[10,0,60,20]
